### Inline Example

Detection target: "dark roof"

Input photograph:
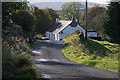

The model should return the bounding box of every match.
[47,17,78,34]
[47,20,72,34]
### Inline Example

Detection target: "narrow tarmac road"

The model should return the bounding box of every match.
[30,40,118,80]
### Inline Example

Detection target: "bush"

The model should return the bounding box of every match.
[19,65,40,78]
[13,53,33,68]
[89,55,96,60]
[88,60,97,66]
[13,10,36,32]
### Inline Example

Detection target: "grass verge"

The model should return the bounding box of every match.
[62,30,120,72]
[2,38,40,79]
[29,40,41,47]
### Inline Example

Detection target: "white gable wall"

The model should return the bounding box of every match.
[54,34,59,40]
[59,24,85,40]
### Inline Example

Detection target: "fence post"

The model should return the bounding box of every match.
[15,41,19,50]
[20,39,23,48]
[27,36,29,44]
[10,43,14,53]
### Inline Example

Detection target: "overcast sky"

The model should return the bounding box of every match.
[27,0,110,4]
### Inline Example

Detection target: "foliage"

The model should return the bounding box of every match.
[102,2,120,43]
[13,10,37,32]
[2,2,40,79]
[44,8,59,22]
[63,31,119,72]
[33,7,58,34]
[61,2,84,23]
[80,5,107,36]
[2,2,27,27]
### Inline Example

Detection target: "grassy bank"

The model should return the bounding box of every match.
[2,37,40,79]
[63,31,120,72]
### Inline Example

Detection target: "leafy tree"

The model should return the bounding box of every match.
[102,2,120,43]
[44,8,59,22]
[13,10,36,32]
[2,2,27,27]
[80,5,107,36]
[61,2,84,23]
[33,7,58,34]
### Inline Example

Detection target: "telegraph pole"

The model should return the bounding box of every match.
[85,0,88,40]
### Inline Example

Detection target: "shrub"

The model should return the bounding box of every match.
[19,65,40,78]
[89,55,96,60]
[96,56,101,60]
[88,60,97,66]
[81,52,86,56]
[13,53,33,68]
[13,10,36,32]
[2,40,39,78]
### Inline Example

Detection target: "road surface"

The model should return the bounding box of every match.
[30,40,118,80]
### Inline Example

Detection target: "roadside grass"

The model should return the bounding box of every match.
[29,40,41,47]
[2,38,40,79]
[63,30,120,72]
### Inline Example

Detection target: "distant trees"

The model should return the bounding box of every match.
[33,7,58,34]
[80,5,107,36]
[102,2,120,43]
[61,2,84,23]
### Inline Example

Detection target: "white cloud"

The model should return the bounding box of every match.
[86,0,110,4]
[27,0,110,4]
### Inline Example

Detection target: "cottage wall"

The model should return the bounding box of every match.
[59,24,85,40]
[45,31,49,38]
[55,34,59,40]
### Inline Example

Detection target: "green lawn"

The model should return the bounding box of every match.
[62,31,120,72]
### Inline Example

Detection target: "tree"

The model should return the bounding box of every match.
[61,2,84,23]
[2,2,27,27]
[80,5,107,36]
[44,8,59,22]
[102,2,120,43]
[33,7,58,34]
[13,10,36,32]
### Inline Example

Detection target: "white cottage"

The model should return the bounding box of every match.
[45,18,97,41]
